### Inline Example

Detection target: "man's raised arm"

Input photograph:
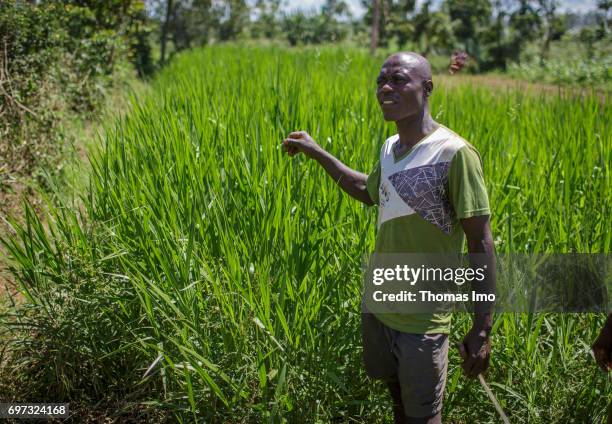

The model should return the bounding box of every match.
[282,131,374,206]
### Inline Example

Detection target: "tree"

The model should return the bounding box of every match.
[384,0,416,47]
[536,0,565,63]
[160,0,173,63]
[281,0,350,46]
[370,0,380,55]
[251,0,282,39]
[479,0,508,69]
[218,0,249,41]
[597,0,611,33]
[508,0,541,63]
[579,26,598,58]
[321,0,351,42]
[446,0,492,62]
[413,1,454,55]
[171,0,215,49]
[363,0,416,52]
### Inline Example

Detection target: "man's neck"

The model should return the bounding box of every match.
[395,108,439,150]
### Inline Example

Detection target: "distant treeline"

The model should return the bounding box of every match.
[149,0,611,70]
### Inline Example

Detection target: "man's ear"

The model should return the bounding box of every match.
[423,80,434,98]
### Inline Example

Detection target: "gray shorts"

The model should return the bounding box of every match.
[361,311,449,418]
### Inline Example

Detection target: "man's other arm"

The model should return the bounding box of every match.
[458,214,496,378]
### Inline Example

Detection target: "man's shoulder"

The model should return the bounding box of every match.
[380,133,399,150]
[436,125,482,159]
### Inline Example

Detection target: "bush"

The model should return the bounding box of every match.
[0,2,63,187]
[0,0,153,191]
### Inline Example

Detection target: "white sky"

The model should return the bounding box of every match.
[280,0,599,18]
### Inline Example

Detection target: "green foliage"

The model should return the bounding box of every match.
[139,0,608,80]
[151,0,253,58]
[251,0,282,39]
[413,4,455,55]
[2,45,611,422]
[1,1,65,189]
[447,0,492,42]
[282,11,349,46]
[508,38,612,87]
[219,0,250,41]
[281,0,351,46]
[0,0,153,191]
[129,12,156,78]
[1,204,149,401]
[507,1,542,63]
[361,0,417,48]
[507,55,612,87]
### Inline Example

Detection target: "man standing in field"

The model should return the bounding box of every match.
[282,52,495,423]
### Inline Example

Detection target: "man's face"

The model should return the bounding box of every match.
[376,55,430,122]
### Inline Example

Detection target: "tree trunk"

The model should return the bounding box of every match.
[160,0,174,64]
[539,12,553,65]
[370,0,380,56]
[537,0,556,65]
[540,31,551,65]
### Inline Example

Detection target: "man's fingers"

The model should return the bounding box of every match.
[288,131,305,138]
[281,139,300,157]
[283,138,302,147]
[482,352,491,373]
[471,355,489,376]
[474,350,491,375]
[463,354,479,378]
[458,342,490,378]
[459,341,478,377]
[457,342,479,377]
[282,139,301,154]
[457,342,467,360]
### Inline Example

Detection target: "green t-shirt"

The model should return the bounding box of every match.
[365,125,490,334]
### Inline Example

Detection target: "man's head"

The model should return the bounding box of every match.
[376,52,433,122]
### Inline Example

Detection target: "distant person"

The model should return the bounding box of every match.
[449,51,469,74]
[282,52,495,423]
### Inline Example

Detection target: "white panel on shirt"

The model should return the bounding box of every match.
[377,126,466,234]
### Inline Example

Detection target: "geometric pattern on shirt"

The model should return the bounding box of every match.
[387,162,454,234]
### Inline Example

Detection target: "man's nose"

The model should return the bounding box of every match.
[381,83,393,92]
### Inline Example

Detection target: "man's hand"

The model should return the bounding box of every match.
[282,131,322,159]
[458,326,491,378]
[592,314,612,372]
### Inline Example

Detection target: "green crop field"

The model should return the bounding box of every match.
[1,45,611,423]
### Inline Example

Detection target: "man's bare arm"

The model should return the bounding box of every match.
[458,214,496,378]
[282,131,374,206]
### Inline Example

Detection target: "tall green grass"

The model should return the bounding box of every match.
[1,45,611,423]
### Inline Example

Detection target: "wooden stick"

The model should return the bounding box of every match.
[478,373,511,424]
